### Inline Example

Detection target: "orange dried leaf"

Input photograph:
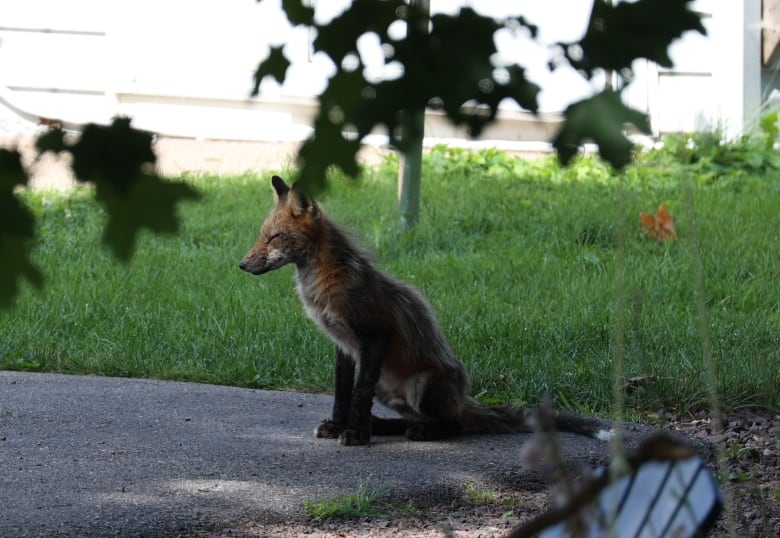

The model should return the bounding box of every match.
[640,212,657,229]
[640,204,677,240]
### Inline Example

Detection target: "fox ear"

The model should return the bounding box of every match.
[290,182,319,218]
[271,175,291,199]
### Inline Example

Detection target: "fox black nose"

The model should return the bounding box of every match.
[238,261,246,271]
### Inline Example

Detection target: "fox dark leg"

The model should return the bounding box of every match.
[339,333,385,446]
[405,377,463,441]
[315,349,354,439]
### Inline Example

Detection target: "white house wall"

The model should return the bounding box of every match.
[645,9,716,134]
[712,0,762,137]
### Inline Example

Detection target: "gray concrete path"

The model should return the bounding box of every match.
[1,372,662,537]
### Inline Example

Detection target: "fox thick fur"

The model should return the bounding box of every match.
[240,176,611,446]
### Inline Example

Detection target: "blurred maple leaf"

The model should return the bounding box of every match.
[251,45,290,97]
[36,118,201,261]
[0,149,43,308]
[640,204,677,240]
[553,90,651,169]
[561,0,707,76]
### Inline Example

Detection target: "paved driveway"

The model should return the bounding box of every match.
[1,371,662,537]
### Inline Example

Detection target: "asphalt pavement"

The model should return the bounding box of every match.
[0,371,665,537]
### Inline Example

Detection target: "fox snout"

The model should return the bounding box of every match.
[238,253,269,275]
[240,244,290,275]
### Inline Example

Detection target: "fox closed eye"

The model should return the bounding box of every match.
[266,232,285,244]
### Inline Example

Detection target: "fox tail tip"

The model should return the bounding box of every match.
[595,428,616,441]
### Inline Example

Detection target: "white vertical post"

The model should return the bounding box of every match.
[713,0,762,138]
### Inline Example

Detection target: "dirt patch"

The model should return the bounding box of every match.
[666,411,780,537]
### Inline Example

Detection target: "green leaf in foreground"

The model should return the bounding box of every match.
[34,128,69,154]
[280,0,315,26]
[0,147,27,192]
[564,0,707,75]
[68,118,157,189]
[34,118,202,262]
[313,0,404,64]
[252,45,291,97]
[0,149,42,308]
[553,90,651,169]
[97,173,201,261]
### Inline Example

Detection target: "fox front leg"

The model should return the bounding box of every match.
[339,333,385,446]
[315,348,354,439]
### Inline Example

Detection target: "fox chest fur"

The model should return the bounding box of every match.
[294,260,364,361]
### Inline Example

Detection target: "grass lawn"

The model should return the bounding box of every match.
[1,144,778,416]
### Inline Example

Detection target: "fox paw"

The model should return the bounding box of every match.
[338,428,370,446]
[315,419,346,439]
[405,423,458,441]
[405,424,434,441]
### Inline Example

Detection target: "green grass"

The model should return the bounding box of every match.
[303,479,387,520]
[1,145,779,415]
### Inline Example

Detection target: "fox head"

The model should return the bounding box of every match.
[239,175,320,275]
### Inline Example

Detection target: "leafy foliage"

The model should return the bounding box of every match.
[255,0,705,192]
[0,119,199,308]
[280,0,314,26]
[274,2,545,190]
[553,90,651,168]
[0,149,43,308]
[34,119,201,261]
[559,0,707,76]
[644,115,780,182]
[251,45,290,96]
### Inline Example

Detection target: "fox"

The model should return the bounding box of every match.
[239,175,613,446]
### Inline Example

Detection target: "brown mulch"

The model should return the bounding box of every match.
[206,412,779,538]
[665,411,779,537]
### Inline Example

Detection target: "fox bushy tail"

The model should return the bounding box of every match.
[461,398,614,440]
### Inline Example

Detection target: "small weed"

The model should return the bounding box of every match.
[723,444,744,459]
[1,357,42,372]
[462,481,498,505]
[303,479,386,520]
[396,498,419,517]
[727,471,753,484]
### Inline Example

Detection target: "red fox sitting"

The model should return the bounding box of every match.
[240,176,613,446]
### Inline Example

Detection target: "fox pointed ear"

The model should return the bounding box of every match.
[271,175,291,199]
[290,182,320,218]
